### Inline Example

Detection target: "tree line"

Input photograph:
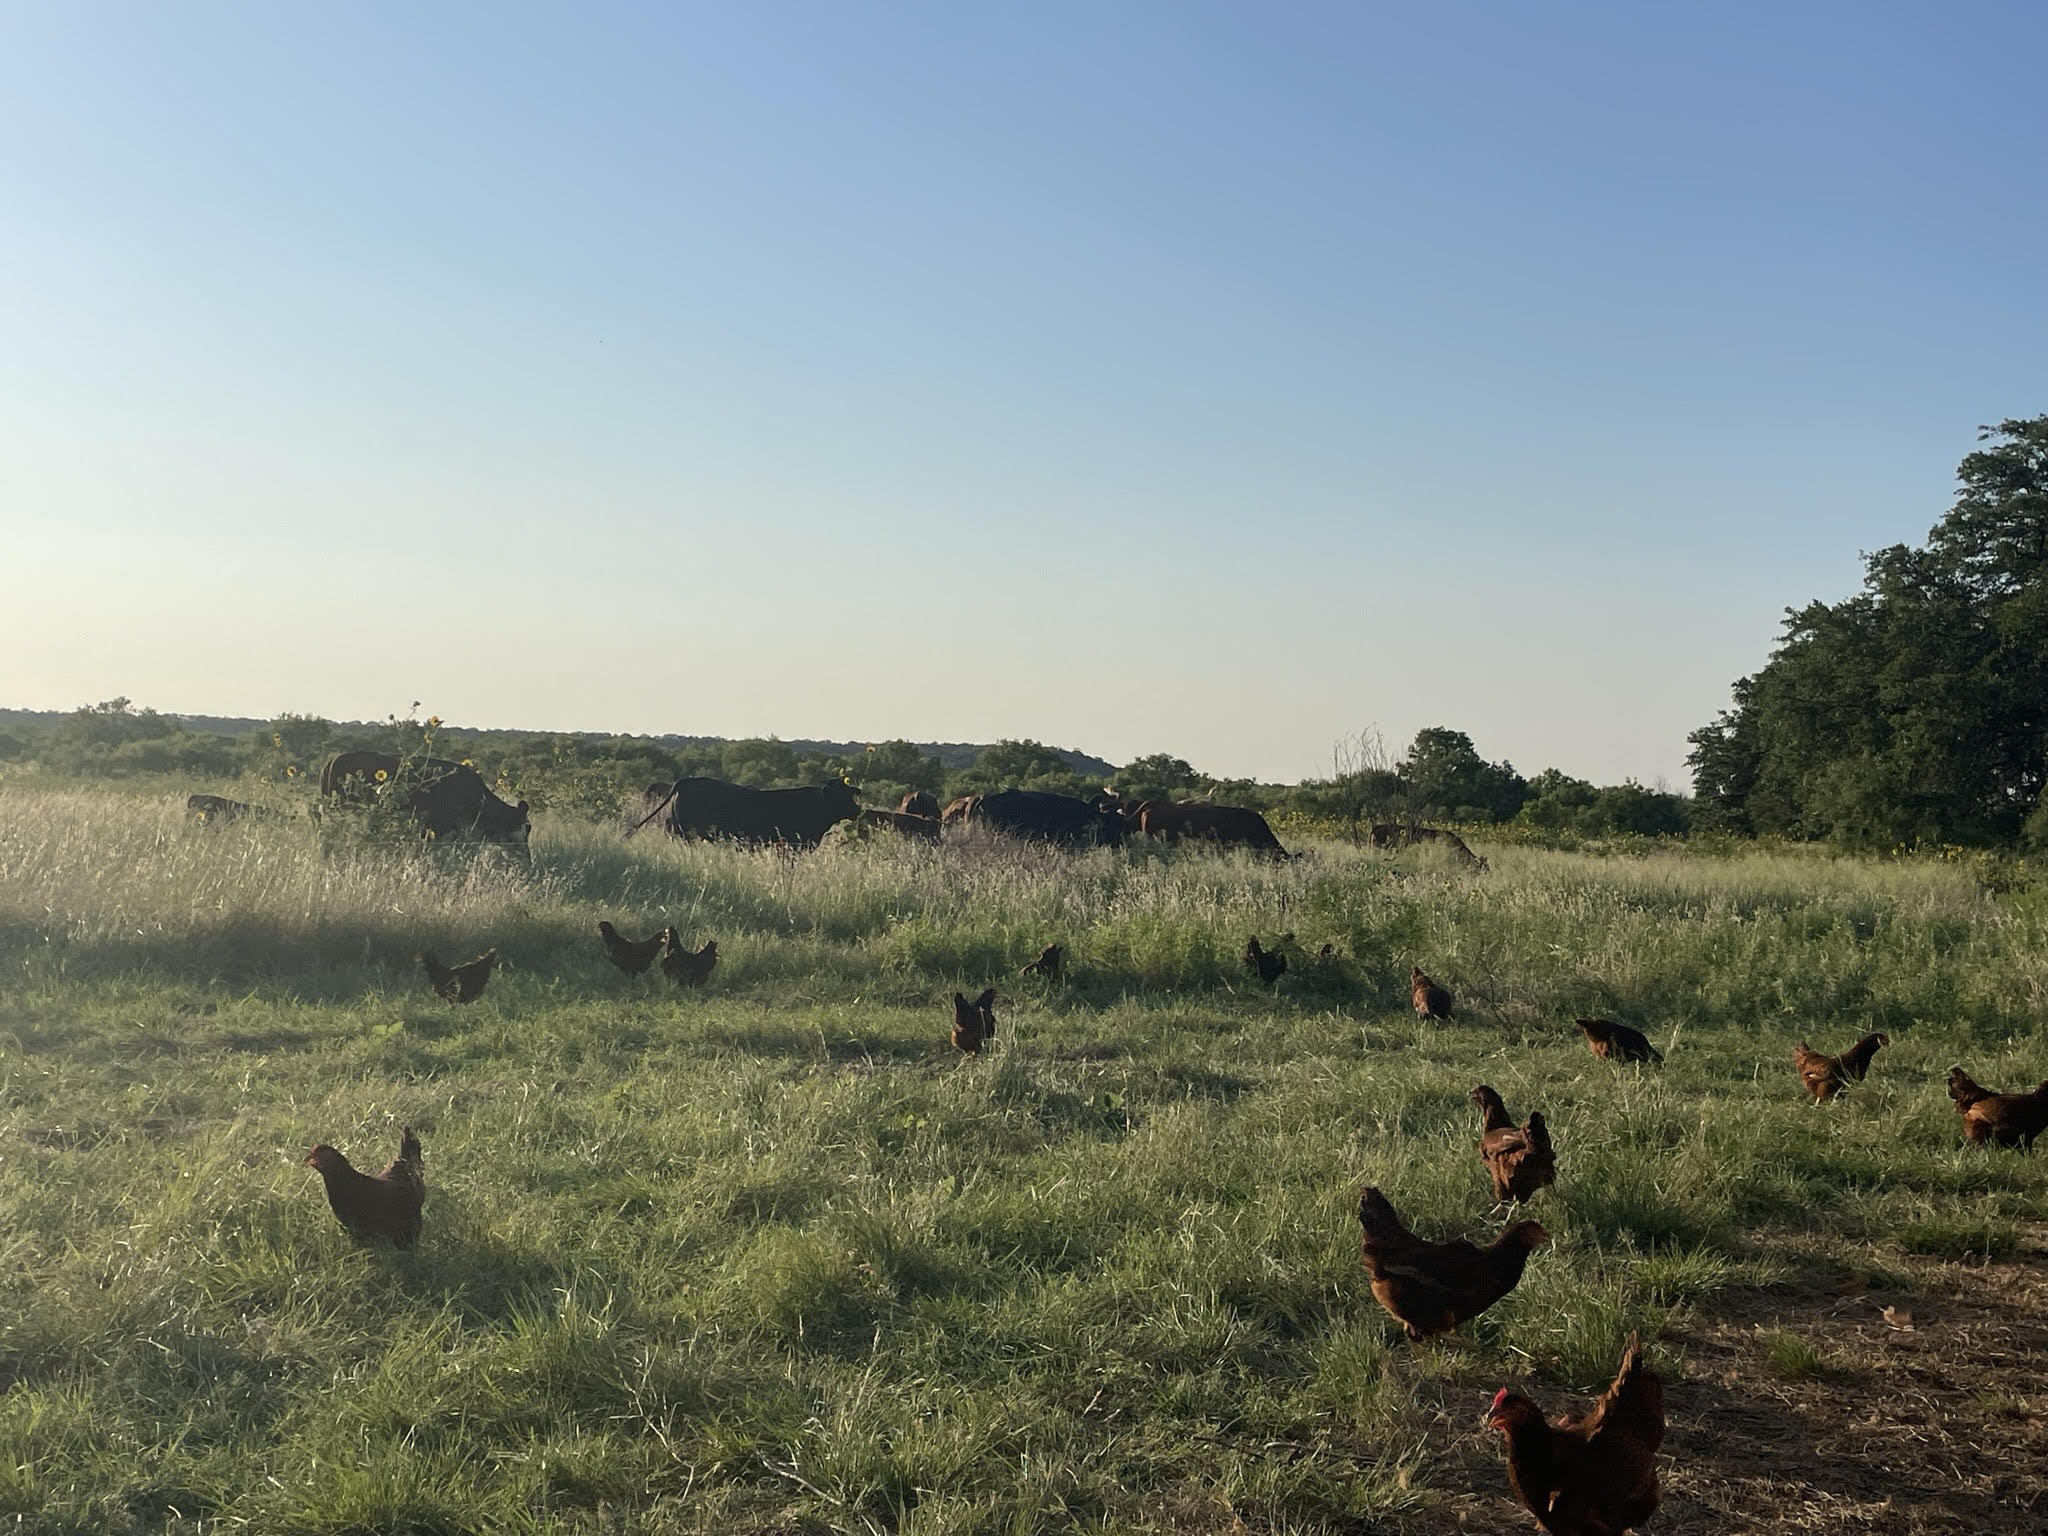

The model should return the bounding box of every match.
[1689,416,2048,851]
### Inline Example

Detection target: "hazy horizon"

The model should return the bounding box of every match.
[6,4,2043,789]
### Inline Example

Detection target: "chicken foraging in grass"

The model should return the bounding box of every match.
[950,987,998,1054]
[1574,1018,1661,1065]
[1315,942,1336,963]
[1947,1066,2048,1148]
[1792,1032,1888,1102]
[597,921,666,976]
[657,930,718,987]
[417,948,497,1003]
[1411,967,1454,1021]
[1355,1185,1547,1340]
[1020,943,1064,984]
[305,1127,426,1248]
[1243,936,1287,987]
[1470,1085,1557,1204]
[1489,1330,1664,1536]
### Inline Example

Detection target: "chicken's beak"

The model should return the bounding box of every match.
[1484,1387,1511,1430]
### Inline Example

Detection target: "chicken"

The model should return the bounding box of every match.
[1315,942,1336,963]
[305,1126,426,1248]
[1488,1330,1664,1536]
[1355,1185,1548,1340]
[597,920,665,976]
[951,987,998,1054]
[1020,943,1065,984]
[1574,1019,1661,1065]
[1471,1085,1557,1204]
[1243,935,1287,987]
[1412,966,1454,1020]
[658,930,718,987]
[417,948,497,1003]
[1947,1066,2048,1149]
[1792,1032,1887,1102]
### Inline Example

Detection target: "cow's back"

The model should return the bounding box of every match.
[321,750,401,797]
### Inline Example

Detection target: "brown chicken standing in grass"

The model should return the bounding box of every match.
[1792,1032,1887,1102]
[1947,1066,2048,1148]
[417,948,497,1003]
[1355,1185,1547,1340]
[1574,1018,1661,1064]
[657,929,718,987]
[305,1127,426,1248]
[1411,966,1454,1020]
[1489,1330,1664,1536]
[1470,1086,1556,1204]
[1020,943,1064,984]
[597,921,665,976]
[951,987,998,1054]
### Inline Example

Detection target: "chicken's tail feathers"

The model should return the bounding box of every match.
[1589,1330,1666,1450]
[399,1126,423,1167]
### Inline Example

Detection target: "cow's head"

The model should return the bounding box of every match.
[822,779,860,821]
[1093,805,1126,847]
[474,792,531,844]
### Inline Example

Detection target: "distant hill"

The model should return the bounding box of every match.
[0,707,1119,780]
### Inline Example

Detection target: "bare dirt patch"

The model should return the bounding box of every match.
[1409,1231,2048,1534]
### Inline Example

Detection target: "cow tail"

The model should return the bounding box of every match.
[625,782,680,839]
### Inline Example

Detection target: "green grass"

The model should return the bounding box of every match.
[1759,1330,1832,1381]
[2,784,2047,1532]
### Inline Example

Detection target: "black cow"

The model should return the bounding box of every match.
[1136,800,1288,856]
[963,789,1125,848]
[185,794,274,823]
[320,750,530,847]
[634,776,859,847]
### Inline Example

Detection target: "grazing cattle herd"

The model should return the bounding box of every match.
[177,753,2036,1531]
[293,748,1301,859]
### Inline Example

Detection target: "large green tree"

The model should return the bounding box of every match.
[1398,727,1529,823]
[1690,416,2048,847]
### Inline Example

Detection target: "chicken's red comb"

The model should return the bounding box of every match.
[1488,1387,1511,1413]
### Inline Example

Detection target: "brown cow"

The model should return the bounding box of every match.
[940,795,979,826]
[1367,823,1487,870]
[1136,800,1288,857]
[857,807,941,842]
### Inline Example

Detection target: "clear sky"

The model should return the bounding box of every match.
[3,3,2043,787]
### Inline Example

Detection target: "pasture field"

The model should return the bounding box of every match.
[2,783,2047,1535]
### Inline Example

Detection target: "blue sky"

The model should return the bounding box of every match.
[4,3,2043,786]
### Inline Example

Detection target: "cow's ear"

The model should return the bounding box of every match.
[516,801,529,813]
